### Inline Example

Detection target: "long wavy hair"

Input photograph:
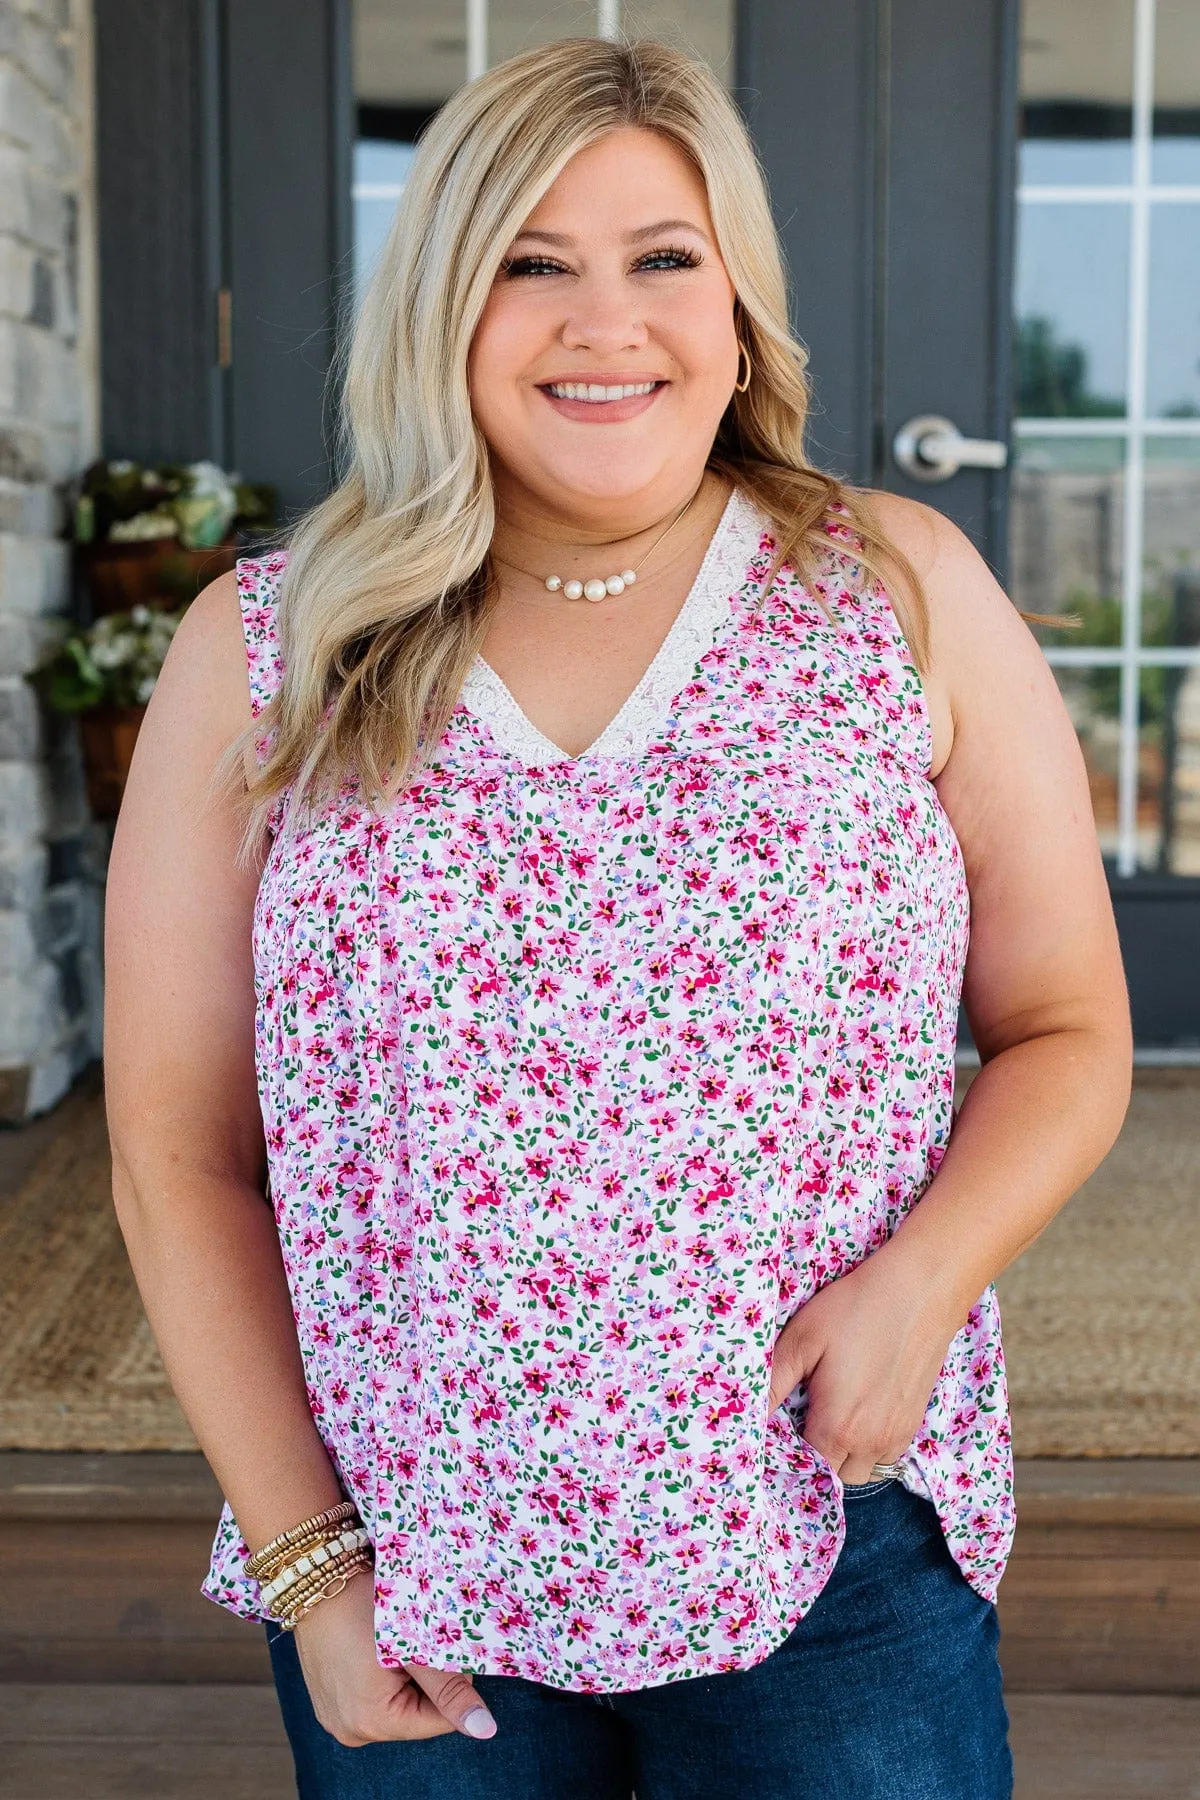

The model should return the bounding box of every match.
[223,37,977,845]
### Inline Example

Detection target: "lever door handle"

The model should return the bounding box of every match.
[893,414,1009,482]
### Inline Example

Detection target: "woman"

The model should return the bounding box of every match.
[105,36,1131,1800]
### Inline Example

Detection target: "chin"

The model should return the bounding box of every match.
[532,452,673,509]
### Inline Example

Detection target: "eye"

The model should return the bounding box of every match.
[500,255,570,279]
[634,246,703,272]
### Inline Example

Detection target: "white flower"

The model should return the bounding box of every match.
[186,461,237,503]
[109,509,178,541]
[91,632,137,669]
[136,675,157,704]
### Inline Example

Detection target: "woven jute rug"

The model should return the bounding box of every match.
[0,1067,194,1451]
[0,1065,1196,1454]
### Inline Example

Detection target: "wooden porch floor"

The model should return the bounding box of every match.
[1,1685,1197,1799]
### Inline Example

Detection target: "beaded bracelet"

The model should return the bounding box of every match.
[259,1528,373,1611]
[276,1547,373,1613]
[245,1501,359,1582]
[278,1554,374,1634]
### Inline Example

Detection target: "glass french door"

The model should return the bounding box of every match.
[1013,0,1200,883]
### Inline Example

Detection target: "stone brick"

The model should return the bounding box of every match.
[25,1038,74,1114]
[0,836,43,906]
[37,420,78,482]
[0,611,53,675]
[0,323,78,428]
[0,60,74,176]
[40,327,79,427]
[26,163,68,255]
[0,422,48,482]
[0,143,30,240]
[11,320,79,426]
[10,0,70,34]
[0,529,68,615]
[0,900,36,972]
[0,237,36,317]
[0,0,95,1125]
[0,475,57,534]
[0,757,45,839]
[0,956,61,1060]
[0,5,74,105]
[0,671,38,755]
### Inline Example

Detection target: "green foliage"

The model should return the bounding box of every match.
[73,457,277,549]
[1015,316,1124,418]
[28,604,188,715]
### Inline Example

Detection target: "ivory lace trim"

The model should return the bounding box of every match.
[460,486,765,765]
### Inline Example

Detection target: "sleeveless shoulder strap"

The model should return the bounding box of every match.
[234,551,293,840]
[812,501,932,777]
[235,550,289,762]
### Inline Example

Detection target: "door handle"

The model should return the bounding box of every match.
[892,414,1009,482]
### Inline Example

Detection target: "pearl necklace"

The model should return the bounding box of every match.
[538,484,703,602]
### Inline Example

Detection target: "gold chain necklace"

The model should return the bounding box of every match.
[494,481,706,603]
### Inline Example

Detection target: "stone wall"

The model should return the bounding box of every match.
[0,0,101,1123]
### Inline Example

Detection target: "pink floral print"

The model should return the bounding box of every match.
[202,489,1015,1693]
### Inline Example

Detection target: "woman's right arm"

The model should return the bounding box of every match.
[104,573,497,1747]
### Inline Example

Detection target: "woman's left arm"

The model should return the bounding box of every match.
[769,496,1133,1482]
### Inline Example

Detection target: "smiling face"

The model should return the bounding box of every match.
[467,126,741,531]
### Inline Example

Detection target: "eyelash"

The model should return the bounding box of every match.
[500,246,703,279]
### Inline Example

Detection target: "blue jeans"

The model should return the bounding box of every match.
[267,1479,1013,1799]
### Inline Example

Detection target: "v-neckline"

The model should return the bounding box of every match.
[459,485,761,767]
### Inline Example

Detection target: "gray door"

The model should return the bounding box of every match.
[93,0,354,521]
[739,0,1200,1052]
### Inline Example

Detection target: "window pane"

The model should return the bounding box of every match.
[1153,0,1200,184]
[1053,666,1121,861]
[354,144,417,297]
[1015,205,1129,417]
[1138,668,1200,873]
[1019,0,1134,186]
[353,1,461,310]
[354,0,462,109]
[1011,436,1125,646]
[1144,437,1200,647]
[1147,206,1200,419]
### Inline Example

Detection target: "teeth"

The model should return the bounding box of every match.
[546,381,658,402]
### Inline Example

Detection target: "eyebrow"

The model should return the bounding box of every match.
[508,218,711,248]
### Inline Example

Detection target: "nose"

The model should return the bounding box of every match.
[560,274,649,356]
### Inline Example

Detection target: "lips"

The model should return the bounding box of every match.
[536,378,667,424]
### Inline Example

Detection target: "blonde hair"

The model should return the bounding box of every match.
[228,35,939,845]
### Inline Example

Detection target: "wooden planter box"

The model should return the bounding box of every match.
[78,705,146,819]
[76,538,238,617]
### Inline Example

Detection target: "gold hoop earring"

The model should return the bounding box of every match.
[734,342,752,393]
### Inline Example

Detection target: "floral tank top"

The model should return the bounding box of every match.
[203,485,1015,1693]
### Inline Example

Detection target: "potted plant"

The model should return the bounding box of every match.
[72,458,277,617]
[29,604,188,818]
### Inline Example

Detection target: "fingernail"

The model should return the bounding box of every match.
[462,1705,498,1739]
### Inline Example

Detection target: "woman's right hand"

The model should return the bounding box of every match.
[292,1572,499,1745]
